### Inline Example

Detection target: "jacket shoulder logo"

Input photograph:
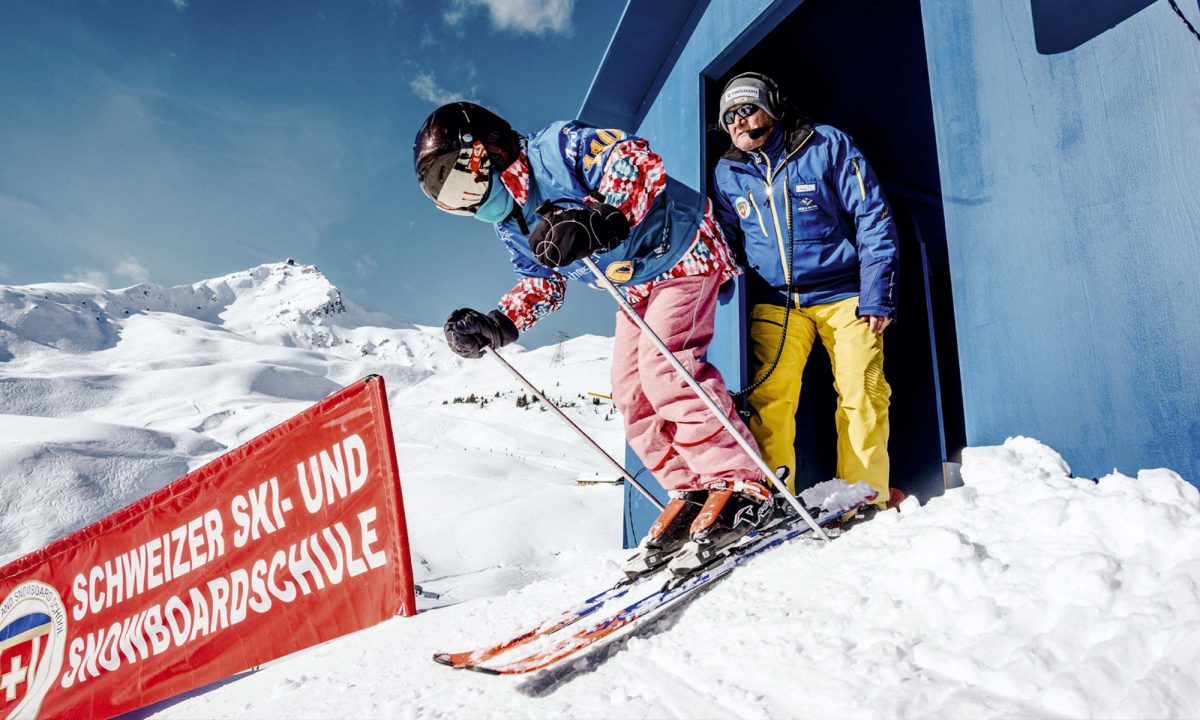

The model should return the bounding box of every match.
[733,196,751,219]
[582,129,626,170]
[605,260,634,284]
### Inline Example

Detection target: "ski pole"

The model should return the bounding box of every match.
[484,346,665,511]
[580,257,829,541]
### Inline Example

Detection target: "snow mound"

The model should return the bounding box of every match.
[0,415,221,560]
[152,438,1200,720]
[5,261,1199,719]
[0,284,123,355]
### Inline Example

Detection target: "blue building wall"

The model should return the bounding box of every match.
[921,0,1200,482]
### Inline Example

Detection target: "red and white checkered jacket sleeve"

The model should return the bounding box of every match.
[497,276,568,331]
[597,139,666,226]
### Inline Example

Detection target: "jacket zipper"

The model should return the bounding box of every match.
[784,179,799,307]
[756,128,814,305]
[758,150,791,288]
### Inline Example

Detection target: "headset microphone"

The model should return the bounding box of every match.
[748,126,772,140]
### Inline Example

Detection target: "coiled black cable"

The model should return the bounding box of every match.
[730,165,796,398]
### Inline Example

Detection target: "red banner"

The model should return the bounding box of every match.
[0,375,416,719]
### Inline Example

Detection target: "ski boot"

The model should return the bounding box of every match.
[758,467,812,532]
[666,480,775,576]
[830,487,904,532]
[623,490,707,578]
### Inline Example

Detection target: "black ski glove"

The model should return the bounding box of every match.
[443,308,519,359]
[530,202,631,268]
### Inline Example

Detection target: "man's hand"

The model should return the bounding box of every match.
[443,308,519,359]
[864,315,892,335]
[530,202,630,268]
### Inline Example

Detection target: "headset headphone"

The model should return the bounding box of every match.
[723,71,789,120]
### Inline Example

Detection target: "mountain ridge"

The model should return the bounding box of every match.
[0,261,623,575]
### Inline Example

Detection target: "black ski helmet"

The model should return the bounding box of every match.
[413,102,522,215]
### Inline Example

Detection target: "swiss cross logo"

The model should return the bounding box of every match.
[0,583,66,720]
[1,620,44,705]
[467,140,487,174]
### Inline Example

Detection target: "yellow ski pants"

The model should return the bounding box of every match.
[746,297,891,505]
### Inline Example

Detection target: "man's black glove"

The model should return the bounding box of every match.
[530,202,630,268]
[443,308,519,359]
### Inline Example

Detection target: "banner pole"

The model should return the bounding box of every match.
[485,347,664,511]
[579,258,829,541]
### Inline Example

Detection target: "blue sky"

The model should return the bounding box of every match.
[0,0,627,345]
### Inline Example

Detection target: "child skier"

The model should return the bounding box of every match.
[413,102,776,572]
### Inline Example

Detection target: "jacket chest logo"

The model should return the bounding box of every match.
[796,197,818,213]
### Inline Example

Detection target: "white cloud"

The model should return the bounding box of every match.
[444,0,575,36]
[113,254,150,284]
[409,71,475,105]
[61,255,150,289]
[63,268,110,288]
[419,24,437,48]
[353,254,378,277]
[170,0,188,11]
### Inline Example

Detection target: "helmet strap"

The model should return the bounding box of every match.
[511,202,529,235]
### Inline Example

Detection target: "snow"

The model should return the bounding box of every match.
[3,263,1199,719]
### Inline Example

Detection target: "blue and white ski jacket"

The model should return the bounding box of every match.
[496,121,706,289]
[712,121,899,317]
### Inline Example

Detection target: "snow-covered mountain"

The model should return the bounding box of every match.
[2,263,1199,719]
[0,262,623,581]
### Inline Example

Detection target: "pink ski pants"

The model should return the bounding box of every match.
[610,274,762,492]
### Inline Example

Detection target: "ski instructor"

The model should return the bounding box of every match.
[711,72,898,513]
[413,102,776,571]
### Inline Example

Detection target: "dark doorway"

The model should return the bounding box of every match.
[703,0,965,503]
[1030,0,1158,54]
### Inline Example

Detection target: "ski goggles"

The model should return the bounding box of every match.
[426,137,492,216]
[721,104,760,128]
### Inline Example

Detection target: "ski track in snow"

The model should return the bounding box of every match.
[2,263,1199,719]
